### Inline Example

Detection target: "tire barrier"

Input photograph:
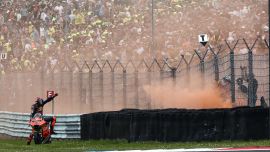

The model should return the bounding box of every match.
[81,107,269,141]
[0,111,81,139]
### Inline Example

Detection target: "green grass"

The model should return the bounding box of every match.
[1,139,270,152]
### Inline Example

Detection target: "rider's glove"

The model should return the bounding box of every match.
[54,93,58,97]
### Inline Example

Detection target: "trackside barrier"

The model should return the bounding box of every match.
[81,107,270,141]
[0,111,81,139]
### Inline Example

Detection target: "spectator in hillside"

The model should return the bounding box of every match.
[40,10,47,22]
[54,2,63,16]
[31,1,40,19]
[69,9,76,24]
[20,4,28,22]
[0,12,5,26]
[16,9,22,22]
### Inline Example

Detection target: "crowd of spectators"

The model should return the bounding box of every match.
[0,0,156,74]
[0,0,267,74]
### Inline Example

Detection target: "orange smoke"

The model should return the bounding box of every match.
[143,73,232,109]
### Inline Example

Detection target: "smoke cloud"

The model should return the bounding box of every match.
[143,73,232,109]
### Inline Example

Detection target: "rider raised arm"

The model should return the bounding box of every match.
[30,93,58,118]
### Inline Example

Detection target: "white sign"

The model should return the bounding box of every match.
[198,34,208,46]
[47,91,55,98]
[0,53,7,60]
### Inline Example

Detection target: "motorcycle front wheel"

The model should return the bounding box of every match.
[33,132,42,144]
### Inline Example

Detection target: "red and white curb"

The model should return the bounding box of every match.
[102,147,270,151]
[217,146,270,151]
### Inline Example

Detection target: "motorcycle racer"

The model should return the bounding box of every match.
[27,93,58,145]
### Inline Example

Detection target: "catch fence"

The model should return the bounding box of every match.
[0,38,269,113]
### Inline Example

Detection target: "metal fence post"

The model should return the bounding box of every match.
[69,70,73,111]
[226,40,238,104]
[209,45,222,82]
[248,49,254,107]
[187,66,191,86]
[135,71,139,108]
[78,69,83,110]
[147,70,152,109]
[214,54,219,82]
[230,50,236,103]
[200,60,205,87]
[123,70,127,108]
[112,71,115,107]
[209,46,221,82]
[243,38,258,107]
[194,50,205,88]
[171,67,177,85]
[89,71,93,112]
[159,70,164,109]
[100,71,104,110]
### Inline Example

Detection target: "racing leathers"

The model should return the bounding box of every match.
[27,94,58,145]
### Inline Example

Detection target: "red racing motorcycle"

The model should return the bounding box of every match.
[29,113,52,144]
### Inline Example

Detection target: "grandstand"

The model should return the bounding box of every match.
[0,0,268,75]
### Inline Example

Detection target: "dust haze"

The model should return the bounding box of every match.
[0,0,267,114]
[0,71,232,114]
[143,73,232,109]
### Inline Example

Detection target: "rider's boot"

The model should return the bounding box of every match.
[50,116,57,134]
[27,133,33,145]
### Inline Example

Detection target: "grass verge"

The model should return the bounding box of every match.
[1,139,270,152]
